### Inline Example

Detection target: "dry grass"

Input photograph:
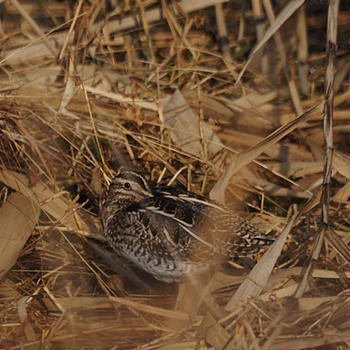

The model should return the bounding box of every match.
[0,0,349,349]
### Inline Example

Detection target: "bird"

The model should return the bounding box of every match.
[101,171,274,282]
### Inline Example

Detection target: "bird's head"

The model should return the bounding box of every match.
[107,171,152,203]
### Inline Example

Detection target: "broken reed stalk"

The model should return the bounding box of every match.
[294,0,340,300]
[296,5,309,95]
[322,0,339,228]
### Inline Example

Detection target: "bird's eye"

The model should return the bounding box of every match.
[124,182,131,189]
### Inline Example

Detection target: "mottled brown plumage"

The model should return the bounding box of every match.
[102,171,273,282]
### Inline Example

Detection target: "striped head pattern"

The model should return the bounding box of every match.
[108,171,152,203]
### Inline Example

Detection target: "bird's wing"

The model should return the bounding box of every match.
[123,195,219,260]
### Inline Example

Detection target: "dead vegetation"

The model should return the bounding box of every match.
[0,0,349,349]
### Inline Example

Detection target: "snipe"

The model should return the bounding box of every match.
[102,171,273,282]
